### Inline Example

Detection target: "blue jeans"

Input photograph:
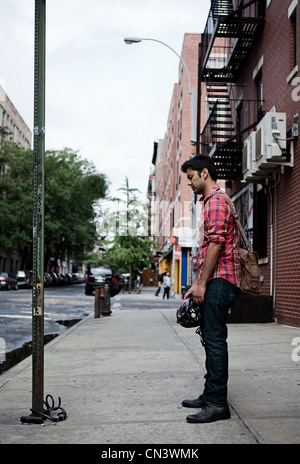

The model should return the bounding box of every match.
[155,285,161,296]
[200,278,240,406]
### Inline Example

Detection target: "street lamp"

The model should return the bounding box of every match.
[124,37,196,145]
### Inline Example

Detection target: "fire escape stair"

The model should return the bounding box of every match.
[207,84,235,140]
[202,0,265,82]
[206,82,243,179]
[199,1,265,179]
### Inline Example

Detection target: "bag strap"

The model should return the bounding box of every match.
[212,192,251,251]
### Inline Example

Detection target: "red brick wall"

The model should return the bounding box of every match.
[230,0,300,326]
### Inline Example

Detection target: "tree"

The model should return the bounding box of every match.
[44,148,108,267]
[0,143,34,268]
[106,234,153,274]
[79,251,105,268]
[0,144,108,269]
[97,177,155,291]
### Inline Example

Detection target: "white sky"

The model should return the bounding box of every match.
[0,0,210,201]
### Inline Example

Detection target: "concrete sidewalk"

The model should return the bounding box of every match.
[0,287,300,444]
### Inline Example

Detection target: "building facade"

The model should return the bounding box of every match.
[149,34,202,294]
[0,85,31,149]
[149,1,300,327]
[197,0,300,327]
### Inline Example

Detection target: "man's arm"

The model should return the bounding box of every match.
[184,242,222,305]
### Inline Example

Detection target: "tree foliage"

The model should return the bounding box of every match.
[106,235,153,275]
[44,148,107,265]
[0,143,33,267]
[0,143,108,269]
[97,177,156,286]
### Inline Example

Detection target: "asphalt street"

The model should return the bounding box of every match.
[0,284,93,356]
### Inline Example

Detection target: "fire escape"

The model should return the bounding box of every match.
[197,0,266,179]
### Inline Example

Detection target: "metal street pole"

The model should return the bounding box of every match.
[32,0,46,415]
[22,1,67,424]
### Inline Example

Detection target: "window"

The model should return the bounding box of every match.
[233,184,267,259]
[233,185,254,251]
[291,11,297,69]
[288,0,298,73]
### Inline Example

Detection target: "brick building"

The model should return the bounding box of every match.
[149,0,300,327]
[149,34,202,294]
[0,84,31,149]
[197,0,300,327]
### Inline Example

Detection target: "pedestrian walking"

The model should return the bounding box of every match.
[162,271,171,299]
[155,268,168,296]
[180,154,241,424]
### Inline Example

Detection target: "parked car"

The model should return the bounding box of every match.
[11,270,27,288]
[85,267,114,295]
[85,267,123,296]
[44,272,52,287]
[0,272,18,290]
[72,273,79,283]
[25,270,33,288]
[50,272,59,286]
[72,272,84,284]
[57,273,66,285]
[65,273,74,285]
[77,272,85,283]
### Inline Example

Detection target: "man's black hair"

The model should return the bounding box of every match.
[181,154,217,181]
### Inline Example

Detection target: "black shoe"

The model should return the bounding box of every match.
[186,404,231,423]
[181,394,206,409]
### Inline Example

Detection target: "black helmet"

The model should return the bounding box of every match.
[176,297,201,328]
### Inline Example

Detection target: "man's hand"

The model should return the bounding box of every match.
[184,280,206,305]
[184,242,222,305]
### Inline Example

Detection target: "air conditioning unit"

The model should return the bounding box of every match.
[242,131,273,183]
[242,131,257,182]
[255,112,293,170]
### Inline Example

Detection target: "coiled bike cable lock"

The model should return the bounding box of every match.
[21,394,67,424]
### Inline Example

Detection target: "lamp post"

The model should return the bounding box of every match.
[124,37,198,285]
[124,37,196,145]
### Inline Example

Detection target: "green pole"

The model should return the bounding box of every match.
[32,0,46,415]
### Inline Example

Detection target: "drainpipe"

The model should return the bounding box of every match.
[273,181,278,313]
[269,186,273,298]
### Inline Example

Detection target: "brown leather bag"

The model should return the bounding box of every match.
[215,193,261,296]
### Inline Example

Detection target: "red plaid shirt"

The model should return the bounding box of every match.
[198,184,241,287]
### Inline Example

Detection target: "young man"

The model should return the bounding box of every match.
[155,268,168,296]
[181,154,241,423]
